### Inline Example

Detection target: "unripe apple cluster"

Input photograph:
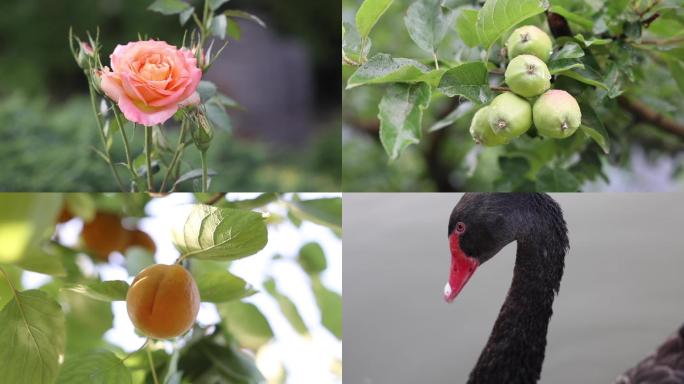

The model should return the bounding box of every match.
[469,25,582,146]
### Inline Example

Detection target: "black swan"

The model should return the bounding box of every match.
[443,193,684,384]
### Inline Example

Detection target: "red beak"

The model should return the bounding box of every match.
[444,233,479,303]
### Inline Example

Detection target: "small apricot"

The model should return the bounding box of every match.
[82,211,129,261]
[126,264,200,339]
[126,229,157,254]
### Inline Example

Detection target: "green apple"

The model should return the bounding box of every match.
[488,92,532,140]
[506,25,553,62]
[533,89,582,138]
[469,106,509,146]
[505,54,551,98]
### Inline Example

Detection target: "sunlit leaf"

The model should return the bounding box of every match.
[218,301,274,350]
[312,278,342,340]
[57,350,131,384]
[193,268,256,303]
[287,197,342,230]
[476,0,546,50]
[263,279,308,335]
[0,290,65,384]
[64,280,129,302]
[172,205,268,261]
[356,0,394,40]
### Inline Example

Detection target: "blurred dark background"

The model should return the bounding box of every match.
[0,0,341,191]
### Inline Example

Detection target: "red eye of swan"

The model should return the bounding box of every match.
[455,222,466,234]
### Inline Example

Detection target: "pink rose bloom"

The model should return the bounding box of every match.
[100,40,202,126]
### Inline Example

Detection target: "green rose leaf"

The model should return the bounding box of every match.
[0,290,66,384]
[172,205,268,261]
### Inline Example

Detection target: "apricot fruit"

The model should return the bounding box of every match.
[82,211,129,261]
[505,54,551,98]
[126,264,200,339]
[125,229,157,255]
[469,106,509,146]
[488,92,532,140]
[506,25,553,62]
[533,89,582,138]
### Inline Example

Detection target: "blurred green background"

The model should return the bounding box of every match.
[0,0,341,191]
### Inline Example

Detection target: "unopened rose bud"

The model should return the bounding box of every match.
[192,112,214,152]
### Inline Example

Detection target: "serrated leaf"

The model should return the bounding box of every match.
[535,166,580,191]
[476,0,546,50]
[356,0,394,40]
[263,279,308,335]
[218,301,273,350]
[194,268,256,303]
[0,290,65,384]
[172,205,268,261]
[148,0,190,15]
[404,0,454,54]
[223,10,266,28]
[287,197,342,230]
[57,349,131,384]
[298,242,327,274]
[455,8,480,47]
[378,82,431,160]
[65,280,129,302]
[437,61,492,103]
[346,53,444,89]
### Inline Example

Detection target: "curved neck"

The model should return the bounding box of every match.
[468,224,567,384]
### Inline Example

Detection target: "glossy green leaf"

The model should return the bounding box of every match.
[0,290,65,384]
[455,8,480,47]
[404,0,453,54]
[148,0,190,15]
[356,0,394,40]
[172,205,268,261]
[298,242,327,275]
[476,0,546,50]
[287,197,342,230]
[378,82,431,160]
[437,61,492,103]
[346,53,444,89]
[218,301,274,350]
[194,268,256,303]
[57,350,131,384]
[64,280,129,302]
[264,279,308,335]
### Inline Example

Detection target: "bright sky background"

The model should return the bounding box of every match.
[25,193,342,384]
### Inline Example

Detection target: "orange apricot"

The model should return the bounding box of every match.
[81,211,129,261]
[125,229,157,254]
[126,264,200,339]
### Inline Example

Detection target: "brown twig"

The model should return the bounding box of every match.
[617,97,684,138]
[205,192,227,205]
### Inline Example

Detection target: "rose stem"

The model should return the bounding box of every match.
[88,82,125,192]
[112,106,139,191]
[200,149,209,192]
[145,125,154,192]
[160,118,188,192]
